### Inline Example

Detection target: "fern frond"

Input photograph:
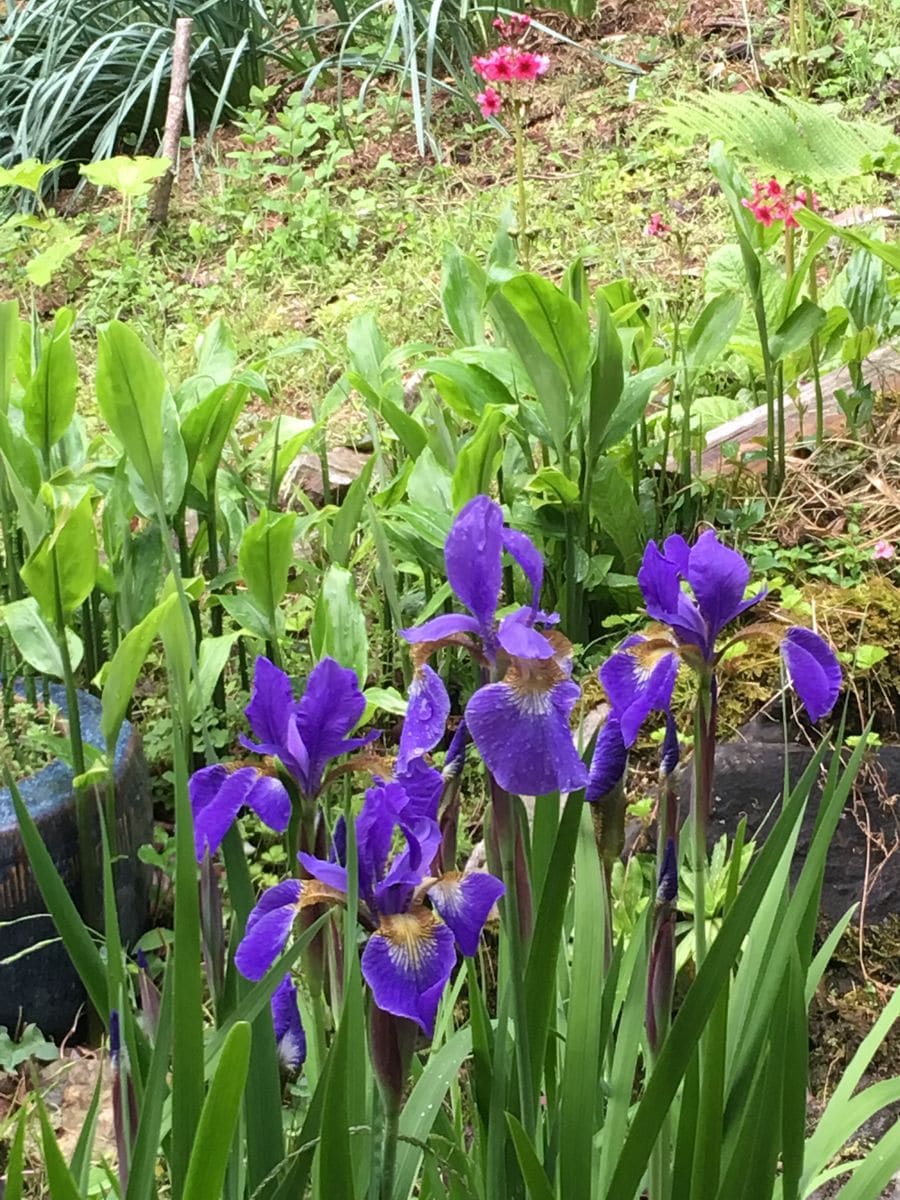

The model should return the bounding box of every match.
[657,91,893,181]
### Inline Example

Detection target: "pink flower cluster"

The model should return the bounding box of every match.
[874,539,894,561]
[472,16,550,120]
[741,178,820,229]
[645,212,672,238]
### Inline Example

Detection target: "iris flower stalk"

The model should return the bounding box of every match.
[402,494,588,1135]
[599,530,841,966]
[234,769,503,1199]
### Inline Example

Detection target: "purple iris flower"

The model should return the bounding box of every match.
[235,779,504,1037]
[401,495,588,797]
[242,654,378,797]
[272,975,306,1071]
[189,764,291,861]
[599,531,841,747]
[188,654,378,861]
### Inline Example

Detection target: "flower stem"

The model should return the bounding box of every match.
[513,103,530,270]
[691,674,716,966]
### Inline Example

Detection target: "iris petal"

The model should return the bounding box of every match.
[190,765,281,861]
[465,676,588,796]
[444,494,504,630]
[236,880,302,981]
[427,871,505,956]
[497,610,555,659]
[398,665,450,770]
[272,976,306,1070]
[501,528,544,611]
[600,646,678,747]
[400,613,482,644]
[245,775,291,835]
[361,910,457,1036]
[244,656,296,757]
[297,852,349,895]
[687,531,762,645]
[780,627,842,722]
[585,716,628,802]
[296,657,374,797]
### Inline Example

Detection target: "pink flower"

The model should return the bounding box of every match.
[477,87,502,119]
[514,12,532,27]
[645,212,672,237]
[874,540,894,560]
[742,196,776,227]
[510,50,550,80]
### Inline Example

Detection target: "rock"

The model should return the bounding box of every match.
[279,446,370,509]
[682,739,900,925]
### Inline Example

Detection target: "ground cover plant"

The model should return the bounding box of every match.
[0,0,899,1196]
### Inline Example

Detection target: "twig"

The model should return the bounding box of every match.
[149,18,193,227]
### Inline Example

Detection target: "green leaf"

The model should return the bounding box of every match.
[559,806,606,1199]
[451,404,506,509]
[686,290,743,372]
[587,294,624,460]
[96,321,187,516]
[0,300,20,412]
[591,458,645,571]
[125,958,175,1200]
[3,1105,27,1200]
[310,564,368,686]
[505,1113,556,1200]
[192,633,241,720]
[329,455,375,566]
[797,208,900,272]
[1,596,83,676]
[600,363,672,450]
[80,155,171,198]
[394,1026,476,1200]
[37,1093,82,1200]
[441,242,487,344]
[22,307,77,458]
[0,159,62,192]
[100,593,178,746]
[25,235,83,288]
[217,592,272,640]
[183,1022,252,1200]
[21,486,98,618]
[490,273,591,457]
[5,766,107,1020]
[238,508,297,635]
[349,372,427,460]
[768,298,827,363]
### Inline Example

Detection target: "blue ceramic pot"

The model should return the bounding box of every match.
[0,684,152,1038]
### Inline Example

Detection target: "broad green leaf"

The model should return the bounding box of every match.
[0,159,62,192]
[0,301,19,412]
[191,632,241,719]
[349,371,427,459]
[328,454,375,566]
[22,307,77,458]
[310,564,368,685]
[527,465,580,506]
[600,363,673,451]
[591,458,645,571]
[100,593,178,747]
[183,1022,252,1200]
[796,207,900,272]
[80,155,171,198]
[408,447,453,515]
[588,293,624,460]
[768,298,827,362]
[441,242,487,344]
[96,321,187,516]
[217,592,272,640]
[451,404,506,508]
[1,596,83,676]
[25,236,84,288]
[490,273,591,457]
[21,487,98,617]
[686,290,743,372]
[238,508,297,634]
[420,357,513,422]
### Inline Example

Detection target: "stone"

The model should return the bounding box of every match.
[279,446,370,509]
[682,738,900,925]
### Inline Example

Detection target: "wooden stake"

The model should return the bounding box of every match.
[149,17,193,226]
